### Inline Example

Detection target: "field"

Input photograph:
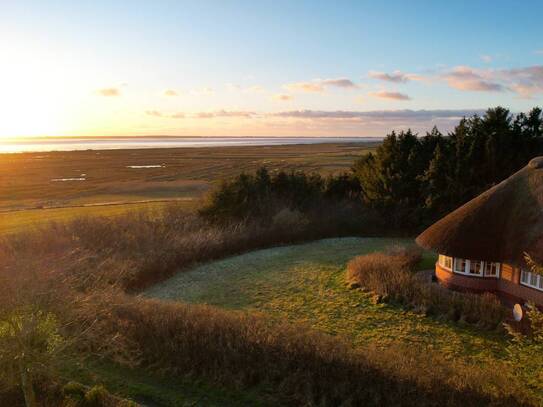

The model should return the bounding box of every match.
[146,238,505,360]
[3,142,541,406]
[0,142,376,234]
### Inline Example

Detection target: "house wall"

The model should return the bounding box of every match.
[435,263,543,307]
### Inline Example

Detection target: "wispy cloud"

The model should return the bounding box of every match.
[284,77,357,92]
[191,87,214,96]
[273,94,293,101]
[143,108,486,136]
[442,66,505,92]
[98,87,120,96]
[498,66,543,98]
[163,89,178,96]
[368,90,411,100]
[226,83,265,93]
[147,109,255,119]
[273,109,481,121]
[284,82,324,92]
[534,50,543,55]
[319,78,357,88]
[480,55,493,63]
[145,110,184,119]
[145,110,163,117]
[368,70,411,83]
[434,65,543,97]
[195,110,255,118]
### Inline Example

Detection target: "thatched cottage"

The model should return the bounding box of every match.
[417,157,543,306]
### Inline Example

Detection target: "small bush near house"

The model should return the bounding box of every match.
[346,249,507,330]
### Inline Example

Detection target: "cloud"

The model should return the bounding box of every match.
[226,84,265,93]
[142,108,487,136]
[98,87,120,96]
[195,110,255,118]
[368,90,411,100]
[534,50,543,55]
[284,82,324,92]
[439,65,543,96]
[273,109,482,121]
[191,87,214,96]
[163,89,178,96]
[284,77,357,92]
[145,110,184,119]
[273,94,293,101]
[145,110,163,117]
[319,78,357,88]
[368,70,411,83]
[442,66,505,92]
[498,65,543,98]
[480,55,493,63]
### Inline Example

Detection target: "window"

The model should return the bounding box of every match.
[438,255,452,270]
[469,260,483,275]
[520,269,543,291]
[452,258,499,278]
[454,258,467,274]
[484,262,500,277]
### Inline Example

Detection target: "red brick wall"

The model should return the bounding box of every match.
[435,263,543,306]
[436,264,498,291]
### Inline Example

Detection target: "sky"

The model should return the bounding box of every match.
[1,0,542,138]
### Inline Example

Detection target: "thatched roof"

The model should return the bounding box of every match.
[416,157,543,266]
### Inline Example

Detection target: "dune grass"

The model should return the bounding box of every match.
[146,238,509,363]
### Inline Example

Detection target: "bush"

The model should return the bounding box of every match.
[62,381,86,402]
[84,385,109,407]
[346,250,507,330]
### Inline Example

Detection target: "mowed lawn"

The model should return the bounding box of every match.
[146,238,509,363]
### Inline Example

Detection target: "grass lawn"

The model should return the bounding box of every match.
[0,199,196,235]
[65,360,271,407]
[146,238,508,364]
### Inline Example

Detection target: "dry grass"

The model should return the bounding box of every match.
[346,250,508,330]
[91,294,532,406]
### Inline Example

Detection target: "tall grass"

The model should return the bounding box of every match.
[0,206,531,405]
[95,294,531,407]
[2,203,383,293]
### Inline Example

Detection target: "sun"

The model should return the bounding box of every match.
[0,95,63,138]
[0,43,69,138]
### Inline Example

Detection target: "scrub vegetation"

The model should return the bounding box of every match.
[346,249,507,330]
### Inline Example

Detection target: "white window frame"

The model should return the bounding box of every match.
[483,261,500,278]
[438,255,453,271]
[454,258,471,275]
[452,258,500,278]
[520,269,543,291]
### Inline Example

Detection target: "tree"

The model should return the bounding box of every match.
[421,144,451,215]
[0,308,63,407]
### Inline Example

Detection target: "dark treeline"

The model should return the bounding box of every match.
[202,107,543,231]
[200,168,361,221]
[355,106,543,228]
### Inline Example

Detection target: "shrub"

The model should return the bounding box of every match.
[84,385,109,407]
[346,250,507,330]
[62,381,86,402]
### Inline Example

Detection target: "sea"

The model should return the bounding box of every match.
[0,136,382,154]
